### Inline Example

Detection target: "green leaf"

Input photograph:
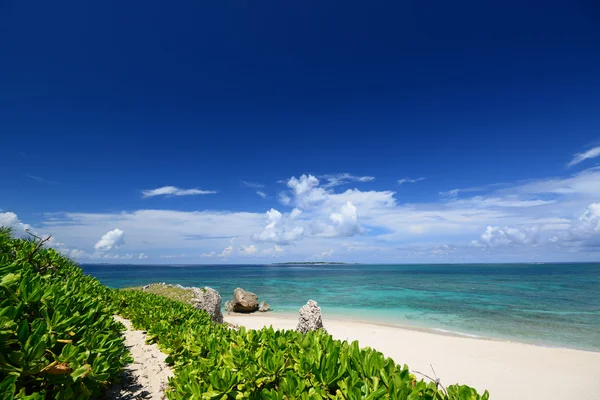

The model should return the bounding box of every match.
[70,364,92,380]
[0,273,20,288]
[17,320,29,344]
[27,338,46,361]
[0,375,17,400]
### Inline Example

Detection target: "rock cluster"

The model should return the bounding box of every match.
[296,300,325,333]
[224,288,271,314]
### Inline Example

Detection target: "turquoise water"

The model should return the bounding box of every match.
[82,263,600,352]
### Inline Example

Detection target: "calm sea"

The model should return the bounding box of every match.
[82,263,600,352]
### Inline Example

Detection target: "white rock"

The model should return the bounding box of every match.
[296,300,326,333]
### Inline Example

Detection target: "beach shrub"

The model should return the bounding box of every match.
[116,288,490,400]
[0,228,131,399]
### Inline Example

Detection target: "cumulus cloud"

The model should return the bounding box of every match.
[240,244,257,255]
[139,253,148,259]
[286,174,328,208]
[0,212,31,234]
[320,173,375,188]
[313,201,363,237]
[142,186,217,198]
[252,208,305,244]
[471,226,541,248]
[290,208,302,219]
[94,228,125,251]
[552,203,600,248]
[397,177,425,185]
[219,246,233,258]
[256,191,267,198]
[567,146,600,168]
[22,165,600,262]
[201,245,234,258]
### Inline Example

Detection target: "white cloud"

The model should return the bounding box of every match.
[252,208,305,244]
[471,226,541,248]
[66,249,88,259]
[290,208,302,219]
[240,244,257,255]
[313,201,363,237]
[552,203,600,248]
[567,146,600,168]
[320,173,375,188]
[0,212,32,234]
[431,244,456,255]
[139,253,148,259]
[262,245,284,256]
[13,165,600,263]
[94,228,125,251]
[219,245,233,258]
[142,186,217,198]
[286,174,328,208]
[449,196,556,208]
[61,248,134,261]
[397,177,426,185]
[201,245,234,258]
[256,191,267,198]
[241,181,265,188]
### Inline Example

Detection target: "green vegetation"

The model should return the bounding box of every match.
[0,228,131,399]
[116,289,489,400]
[128,283,196,305]
[1,228,488,399]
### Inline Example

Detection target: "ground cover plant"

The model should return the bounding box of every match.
[1,226,488,399]
[117,289,489,400]
[0,228,131,399]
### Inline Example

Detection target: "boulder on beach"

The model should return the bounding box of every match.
[258,301,271,312]
[191,287,223,324]
[225,300,234,313]
[232,287,259,313]
[296,300,325,333]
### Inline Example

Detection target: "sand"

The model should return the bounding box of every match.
[107,316,173,400]
[225,313,600,400]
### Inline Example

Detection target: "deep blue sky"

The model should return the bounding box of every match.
[1,1,599,262]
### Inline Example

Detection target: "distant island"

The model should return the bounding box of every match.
[274,262,352,265]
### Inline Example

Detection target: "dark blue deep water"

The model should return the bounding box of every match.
[82,263,600,351]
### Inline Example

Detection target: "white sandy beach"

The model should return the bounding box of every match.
[225,314,600,400]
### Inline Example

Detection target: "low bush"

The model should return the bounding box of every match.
[0,228,131,399]
[116,289,489,400]
[0,226,488,399]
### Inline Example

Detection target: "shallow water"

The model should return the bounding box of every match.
[82,263,600,351]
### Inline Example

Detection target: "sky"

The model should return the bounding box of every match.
[1,1,600,263]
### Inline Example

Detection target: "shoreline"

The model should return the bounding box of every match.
[225,313,600,400]
[227,310,600,354]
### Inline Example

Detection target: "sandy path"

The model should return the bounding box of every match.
[106,316,173,400]
[225,314,600,400]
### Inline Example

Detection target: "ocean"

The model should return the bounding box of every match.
[81,263,600,352]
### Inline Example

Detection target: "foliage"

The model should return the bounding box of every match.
[0,225,489,399]
[0,227,131,399]
[126,283,196,305]
[116,289,490,400]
